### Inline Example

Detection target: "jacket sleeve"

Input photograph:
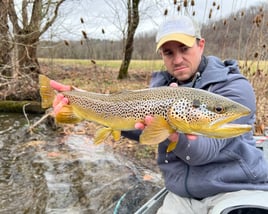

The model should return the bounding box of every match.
[121,130,142,142]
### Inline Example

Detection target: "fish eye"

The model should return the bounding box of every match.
[214,106,225,113]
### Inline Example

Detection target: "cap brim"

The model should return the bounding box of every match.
[156,33,196,51]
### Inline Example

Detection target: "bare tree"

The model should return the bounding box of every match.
[117,0,140,79]
[0,0,65,100]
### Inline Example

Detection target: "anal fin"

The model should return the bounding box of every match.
[94,127,113,145]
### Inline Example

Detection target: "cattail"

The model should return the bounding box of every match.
[64,40,69,46]
[223,19,227,25]
[80,40,83,45]
[192,11,195,16]
[82,30,88,39]
[91,59,96,64]
[254,15,262,27]
[177,5,181,12]
[164,9,168,16]
[209,9,212,19]
[80,18,84,24]
[213,25,216,30]
[263,44,266,49]
[191,0,195,6]
[212,2,216,6]
[217,5,220,10]
[173,0,177,5]
[234,17,237,21]
[183,0,188,7]
[241,11,244,17]
[254,52,258,58]
[102,28,105,34]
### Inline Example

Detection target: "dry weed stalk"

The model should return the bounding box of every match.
[248,69,268,135]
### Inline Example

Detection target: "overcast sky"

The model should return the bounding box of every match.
[43,0,266,41]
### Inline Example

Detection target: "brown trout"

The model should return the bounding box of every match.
[39,75,252,151]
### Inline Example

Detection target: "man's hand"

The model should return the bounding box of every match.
[50,80,71,115]
[50,80,72,92]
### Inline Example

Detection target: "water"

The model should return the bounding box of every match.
[0,113,162,213]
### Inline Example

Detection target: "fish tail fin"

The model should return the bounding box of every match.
[39,75,56,108]
[55,105,82,124]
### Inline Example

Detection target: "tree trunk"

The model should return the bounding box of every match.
[0,100,44,114]
[0,0,65,102]
[0,0,12,77]
[118,0,140,79]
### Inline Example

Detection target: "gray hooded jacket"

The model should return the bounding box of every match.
[123,56,268,198]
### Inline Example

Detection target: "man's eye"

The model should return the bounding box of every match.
[163,51,173,56]
[180,46,189,52]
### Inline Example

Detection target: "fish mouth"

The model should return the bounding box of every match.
[210,109,251,128]
[208,110,252,138]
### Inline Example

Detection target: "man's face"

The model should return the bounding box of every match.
[160,39,205,82]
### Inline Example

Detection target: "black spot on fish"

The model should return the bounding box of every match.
[192,99,201,108]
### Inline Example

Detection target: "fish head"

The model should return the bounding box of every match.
[168,90,252,138]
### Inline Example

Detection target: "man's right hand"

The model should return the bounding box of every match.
[50,80,71,115]
[50,80,72,92]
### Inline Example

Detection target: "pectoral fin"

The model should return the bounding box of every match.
[140,116,174,145]
[56,105,82,124]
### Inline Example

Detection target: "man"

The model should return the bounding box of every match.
[50,16,268,213]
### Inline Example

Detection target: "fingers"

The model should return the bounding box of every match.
[135,122,145,130]
[186,134,198,140]
[169,82,178,87]
[135,115,154,130]
[50,80,72,92]
[144,115,154,125]
[52,94,69,115]
[168,132,179,142]
[53,94,64,108]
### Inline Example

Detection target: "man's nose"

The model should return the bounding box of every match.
[173,51,183,64]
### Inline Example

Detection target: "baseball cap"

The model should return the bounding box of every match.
[156,15,201,51]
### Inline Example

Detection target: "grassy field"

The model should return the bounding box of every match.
[39,58,268,74]
[39,58,164,72]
